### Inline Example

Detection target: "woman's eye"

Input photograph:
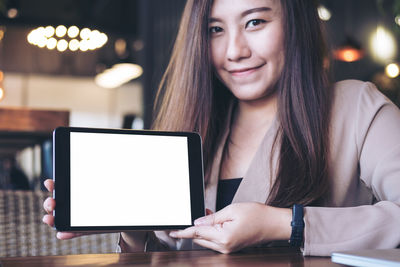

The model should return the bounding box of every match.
[246,19,266,28]
[209,26,223,34]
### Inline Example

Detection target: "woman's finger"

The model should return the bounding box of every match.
[44,179,54,192]
[43,197,55,214]
[56,231,114,240]
[170,225,223,242]
[56,232,83,240]
[195,205,234,226]
[42,214,54,227]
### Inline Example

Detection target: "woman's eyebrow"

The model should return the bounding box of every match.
[209,7,272,23]
[241,7,272,17]
[209,17,221,23]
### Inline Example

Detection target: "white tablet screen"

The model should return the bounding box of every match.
[70,132,192,226]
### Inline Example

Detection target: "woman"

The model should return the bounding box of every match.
[43,0,400,256]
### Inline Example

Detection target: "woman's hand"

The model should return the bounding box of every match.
[169,202,292,254]
[42,179,149,251]
[42,179,120,239]
[42,179,86,239]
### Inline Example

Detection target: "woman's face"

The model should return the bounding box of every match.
[209,0,285,102]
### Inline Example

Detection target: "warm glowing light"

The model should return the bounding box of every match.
[88,40,97,50]
[370,26,397,63]
[69,39,80,51]
[133,40,144,51]
[0,87,5,101]
[95,63,143,89]
[46,37,57,50]
[37,27,45,36]
[80,28,91,40]
[55,25,67,38]
[79,40,89,51]
[27,31,36,44]
[27,25,108,52]
[57,39,68,52]
[115,39,127,56]
[334,47,363,62]
[89,30,101,49]
[67,26,79,38]
[385,63,400,78]
[396,15,400,26]
[7,8,18,19]
[0,71,5,102]
[318,5,331,21]
[44,26,55,38]
[99,33,108,46]
[0,29,4,42]
[37,36,47,48]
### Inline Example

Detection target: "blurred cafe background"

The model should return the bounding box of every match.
[0,0,399,257]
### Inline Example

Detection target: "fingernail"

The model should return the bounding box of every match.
[169,232,177,238]
[194,218,204,226]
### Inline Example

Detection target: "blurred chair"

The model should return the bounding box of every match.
[0,190,119,257]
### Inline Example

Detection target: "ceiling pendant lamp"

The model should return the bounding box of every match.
[334,36,364,62]
[27,25,108,52]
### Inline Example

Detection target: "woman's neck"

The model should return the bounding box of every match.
[234,93,278,132]
[219,93,278,180]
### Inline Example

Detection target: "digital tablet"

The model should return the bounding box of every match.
[53,127,205,231]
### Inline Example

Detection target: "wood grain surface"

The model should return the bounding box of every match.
[0,247,344,267]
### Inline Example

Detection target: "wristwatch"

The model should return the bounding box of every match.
[289,204,304,247]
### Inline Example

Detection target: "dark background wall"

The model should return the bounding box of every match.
[139,0,186,128]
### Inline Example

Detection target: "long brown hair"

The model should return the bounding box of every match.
[152,0,232,179]
[267,0,332,207]
[152,0,332,207]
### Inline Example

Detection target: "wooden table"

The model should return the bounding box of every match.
[0,247,344,266]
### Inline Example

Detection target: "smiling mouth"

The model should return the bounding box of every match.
[228,64,265,76]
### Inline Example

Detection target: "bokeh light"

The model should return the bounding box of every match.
[0,87,5,101]
[69,39,80,51]
[80,28,91,40]
[385,63,400,78]
[318,5,331,21]
[95,63,143,89]
[68,26,79,38]
[44,26,55,38]
[370,26,397,63]
[55,25,67,38]
[57,39,68,52]
[46,37,57,50]
[27,25,108,52]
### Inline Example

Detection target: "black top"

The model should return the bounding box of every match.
[216,178,243,211]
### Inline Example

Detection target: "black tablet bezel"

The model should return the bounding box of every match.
[53,127,205,231]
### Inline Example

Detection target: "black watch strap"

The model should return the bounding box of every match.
[289,204,304,247]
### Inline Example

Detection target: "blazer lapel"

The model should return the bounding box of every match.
[204,105,234,212]
[205,107,280,210]
[232,118,280,204]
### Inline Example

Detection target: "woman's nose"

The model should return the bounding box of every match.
[226,32,251,62]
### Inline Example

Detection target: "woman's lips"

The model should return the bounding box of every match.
[228,64,264,77]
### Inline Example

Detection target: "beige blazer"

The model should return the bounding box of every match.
[150,80,400,256]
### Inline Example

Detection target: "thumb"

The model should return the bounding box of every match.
[194,206,232,226]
